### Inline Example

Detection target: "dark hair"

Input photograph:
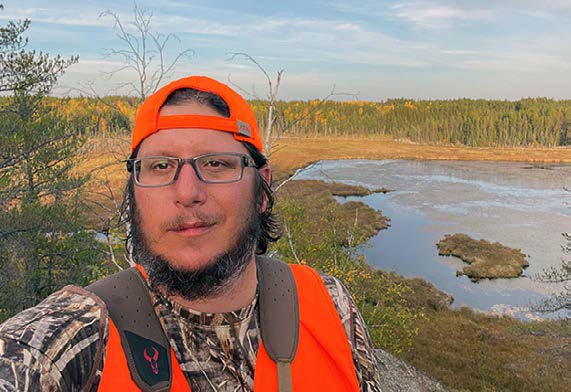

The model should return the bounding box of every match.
[124,88,281,254]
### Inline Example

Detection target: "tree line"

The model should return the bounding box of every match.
[4,96,567,148]
[251,97,570,147]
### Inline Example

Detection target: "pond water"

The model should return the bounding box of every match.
[296,159,571,320]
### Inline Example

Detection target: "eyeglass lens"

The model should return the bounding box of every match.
[135,154,246,186]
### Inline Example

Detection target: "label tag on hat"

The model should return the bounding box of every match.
[236,120,252,137]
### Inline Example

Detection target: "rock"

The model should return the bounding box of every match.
[437,233,529,281]
[375,349,450,391]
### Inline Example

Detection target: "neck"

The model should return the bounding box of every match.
[168,256,258,313]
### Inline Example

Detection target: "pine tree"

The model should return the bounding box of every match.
[0,8,110,321]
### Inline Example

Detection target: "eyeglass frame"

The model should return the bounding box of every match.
[125,152,258,188]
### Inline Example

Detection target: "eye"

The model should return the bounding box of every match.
[203,159,229,169]
[197,155,242,174]
[149,159,175,171]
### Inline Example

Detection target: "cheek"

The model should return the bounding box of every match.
[134,190,162,231]
[214,183,253,224]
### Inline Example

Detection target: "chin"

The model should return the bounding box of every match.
[160,254,211,272]
[159,245,226,272]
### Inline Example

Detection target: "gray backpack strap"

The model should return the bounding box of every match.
[86,268,172,392]
[256,256,300,392]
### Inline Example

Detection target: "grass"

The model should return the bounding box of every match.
[277,178,569,391]
[277,177,569,391]
[402,307,570,392]
[437,233,529,280]
[277,179,390,242]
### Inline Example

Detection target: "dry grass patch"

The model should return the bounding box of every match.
[402,307,570,392]
[437,233,529,281]
[277,179,390,242]
[74,137,129,228]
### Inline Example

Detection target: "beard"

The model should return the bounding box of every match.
[128,182,262,302]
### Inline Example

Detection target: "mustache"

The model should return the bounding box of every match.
[161,211,222,232]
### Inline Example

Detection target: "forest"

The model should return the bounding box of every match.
[253,97,570,147]
[15,95,569,148]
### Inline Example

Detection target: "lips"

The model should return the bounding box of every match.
[171,221,216,237]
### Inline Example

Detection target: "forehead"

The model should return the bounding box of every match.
[137,102,246,157]
[158,101,222,117]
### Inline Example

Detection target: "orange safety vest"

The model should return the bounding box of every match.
[98,264,360,391]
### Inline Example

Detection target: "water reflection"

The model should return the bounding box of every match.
[298,160,570,319]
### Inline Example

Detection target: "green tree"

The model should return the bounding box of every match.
[0,9,110,322]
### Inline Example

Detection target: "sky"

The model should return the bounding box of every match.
[1,0,570,101]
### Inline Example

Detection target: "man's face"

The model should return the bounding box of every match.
[132,102,270,274]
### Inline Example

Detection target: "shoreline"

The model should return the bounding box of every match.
[270,136,571,182]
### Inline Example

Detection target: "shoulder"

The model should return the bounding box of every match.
[289,264,383,391]
[319,274,355,321]
[288,264,356,339]
[318,272,357,343]
[0,286,109,390]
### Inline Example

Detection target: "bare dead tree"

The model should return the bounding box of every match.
[60,3,196,132]
[226,52,357,155]
[283,219,301,264]
[100,3,194,100]
[273,162,317,193]
[226,52,283,153]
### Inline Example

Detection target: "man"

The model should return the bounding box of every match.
[0,76,381,391]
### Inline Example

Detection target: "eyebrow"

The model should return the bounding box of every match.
[138,150,179,157]
[137,150,239,158]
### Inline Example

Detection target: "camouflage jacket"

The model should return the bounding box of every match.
[0,272,381,391]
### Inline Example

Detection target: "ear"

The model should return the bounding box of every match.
[257,163,272,213]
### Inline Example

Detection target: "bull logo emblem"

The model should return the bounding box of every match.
[143,346,159,375]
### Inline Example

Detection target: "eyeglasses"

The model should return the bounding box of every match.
[126,153,257,187]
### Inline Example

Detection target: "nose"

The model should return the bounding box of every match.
[173,162,207,206]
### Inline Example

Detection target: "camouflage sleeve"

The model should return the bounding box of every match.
[321,274,382,392]
[0,343,60,391]
[0,286,107,391]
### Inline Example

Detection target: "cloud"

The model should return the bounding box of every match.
[441,49,481,55]
[0,6,108,27]
[72,59,130,69]
[513,0,571,11]
[219,16,429,68]
[459,54,570,72]
[0,3,455,69]
[150,15,245,36]
[390,2,496,29]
